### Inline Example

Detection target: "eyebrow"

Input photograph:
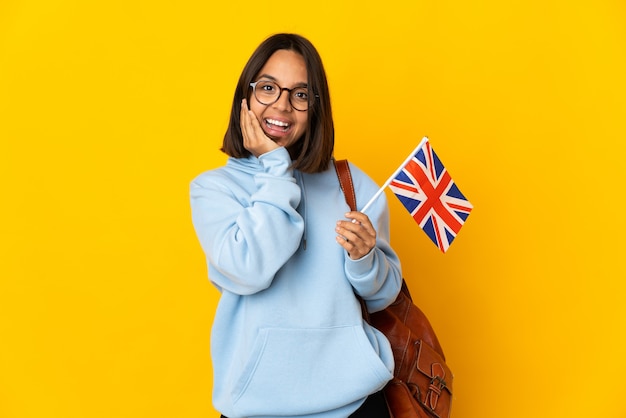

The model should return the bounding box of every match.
[256,74,308,88]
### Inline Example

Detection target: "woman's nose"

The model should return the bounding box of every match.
[272,90,293,111]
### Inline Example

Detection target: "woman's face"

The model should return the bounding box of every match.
[249,49,309,151]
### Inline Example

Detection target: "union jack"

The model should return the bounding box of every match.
[389,139,473,253]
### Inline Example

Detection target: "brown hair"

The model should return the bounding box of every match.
[221,33,334,173]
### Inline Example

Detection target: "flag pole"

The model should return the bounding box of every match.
[360,136,429,214]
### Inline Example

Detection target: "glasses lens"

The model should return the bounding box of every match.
[290,87,310,111]
[254,81,280,105]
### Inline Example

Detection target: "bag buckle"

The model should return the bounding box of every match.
[426,364,447,410]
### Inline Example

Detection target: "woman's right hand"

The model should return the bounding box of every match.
[240,98,279,157]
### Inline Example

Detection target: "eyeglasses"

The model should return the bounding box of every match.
[249,80,317,111]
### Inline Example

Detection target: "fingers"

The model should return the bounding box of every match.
[240,99,259,151]
[335,211,377,260]
[240,99,278,157]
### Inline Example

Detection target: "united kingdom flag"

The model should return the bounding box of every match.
[389,139,473,253]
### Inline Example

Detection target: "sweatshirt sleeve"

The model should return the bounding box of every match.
[190,148,304,295]
[343,164,403,313]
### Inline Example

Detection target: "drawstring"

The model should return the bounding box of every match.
[295,170,307,250]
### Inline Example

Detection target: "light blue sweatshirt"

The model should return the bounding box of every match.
[190,147,402,418]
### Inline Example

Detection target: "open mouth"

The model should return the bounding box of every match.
[264,118,290,133]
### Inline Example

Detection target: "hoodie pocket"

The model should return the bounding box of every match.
[232,325,393,417]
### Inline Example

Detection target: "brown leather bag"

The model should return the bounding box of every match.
[335,159,453,418]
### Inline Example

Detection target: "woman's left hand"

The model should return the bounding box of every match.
[336,211,377,260]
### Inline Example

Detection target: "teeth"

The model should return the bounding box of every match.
[266,118,289,127]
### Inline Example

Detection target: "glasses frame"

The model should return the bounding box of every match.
[249,80,318,112]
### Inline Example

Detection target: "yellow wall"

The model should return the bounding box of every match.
[1,1,625,417]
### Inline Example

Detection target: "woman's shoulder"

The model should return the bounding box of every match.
[341,160,378,188]
[337,159,388,211]
[191,158,253,189]
[344,160,368,177]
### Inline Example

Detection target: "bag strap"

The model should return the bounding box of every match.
[334,159,414,310]
[334,159,372,320]
[334,159,357,211]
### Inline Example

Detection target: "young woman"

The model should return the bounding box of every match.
[190,33,402,418]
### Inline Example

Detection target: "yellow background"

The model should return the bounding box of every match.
[2,0,625,417]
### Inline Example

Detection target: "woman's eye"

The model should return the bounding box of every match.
[294,90,308,100]
[260,83,276,92]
